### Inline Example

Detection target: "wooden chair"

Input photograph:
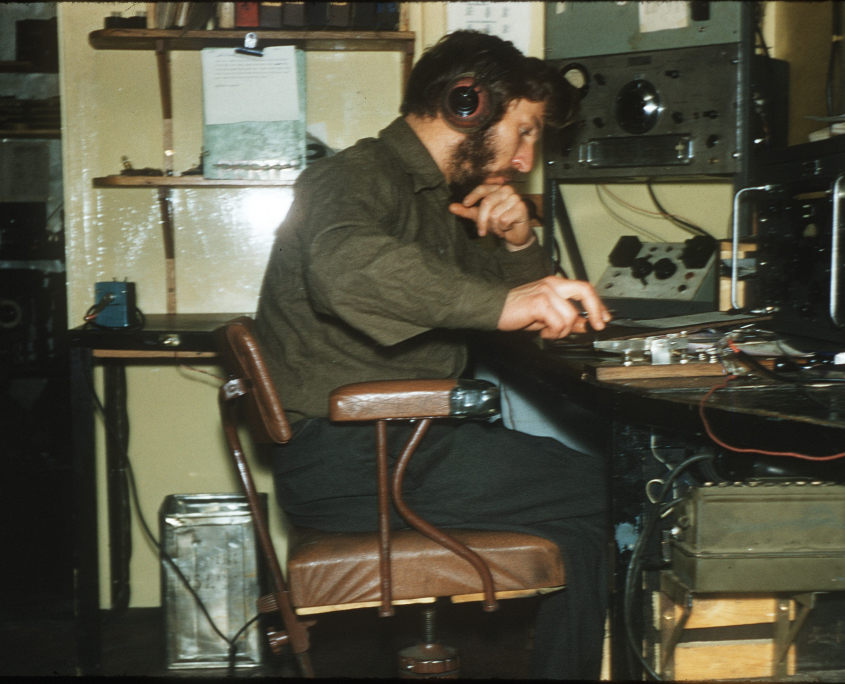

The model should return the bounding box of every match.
[215,316,565,677]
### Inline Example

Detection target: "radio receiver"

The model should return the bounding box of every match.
[544,44,787,181]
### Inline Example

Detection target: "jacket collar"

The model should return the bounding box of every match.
[379,117,447,194]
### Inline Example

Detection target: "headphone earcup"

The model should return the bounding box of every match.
[442,75,495,133]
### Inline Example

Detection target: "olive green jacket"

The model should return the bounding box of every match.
[255,117,551,422]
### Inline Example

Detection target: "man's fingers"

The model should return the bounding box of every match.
[549,279,610,331]
[498,277,611,340]
[448,203,479,221]
[485,193,523,235]
[535,277,609,331]
[461,183,503,207]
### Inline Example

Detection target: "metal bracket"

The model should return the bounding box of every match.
[595,335,688,365]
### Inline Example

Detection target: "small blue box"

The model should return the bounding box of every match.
[94,281,135,328]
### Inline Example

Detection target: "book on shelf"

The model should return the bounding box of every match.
[174,2,191,28]
[146,3,157,29]
[351,2,376,29]
[235,2,259,27]
[305,2,329,29]
[283,1,306,28]
[155,3,179,29]
[327,2,351,28]
[186,3,216,30]
[375,2,399,30]
[217,3,236,29]
[259,2,283,28]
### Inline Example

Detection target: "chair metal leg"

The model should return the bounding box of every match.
[295,651,316,678]
[397,604,461,678]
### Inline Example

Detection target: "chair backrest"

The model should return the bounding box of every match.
[214,316,293,445]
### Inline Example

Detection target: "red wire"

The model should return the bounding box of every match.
[699,374,845,461]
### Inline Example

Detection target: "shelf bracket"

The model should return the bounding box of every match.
[155,39,177,314]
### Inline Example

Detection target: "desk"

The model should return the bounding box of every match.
[473,331,845,680]
[70,320,845,676]
[68,313,247,675]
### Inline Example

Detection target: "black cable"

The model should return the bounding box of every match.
[550,235,569,278]
[771,342,845,409]
[753,2,770,58]
[623,452,715,681]
[734,346,845,386]
[228,613,262,676]
[85,373,261,671]
[83,304,146,332]
[755,26,770,59]
[645,182,713,239]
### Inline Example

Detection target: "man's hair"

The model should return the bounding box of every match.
[400,30,579,130]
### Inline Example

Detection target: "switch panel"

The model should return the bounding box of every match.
[596,238,718,318]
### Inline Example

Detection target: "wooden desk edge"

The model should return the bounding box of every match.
[92,350,218,359]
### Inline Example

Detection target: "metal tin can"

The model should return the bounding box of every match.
[160,493,267,669]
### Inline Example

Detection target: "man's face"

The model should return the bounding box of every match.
[448,98,545,200]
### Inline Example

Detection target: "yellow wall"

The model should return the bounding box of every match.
[59,2,405,608]
[59,2,734,609]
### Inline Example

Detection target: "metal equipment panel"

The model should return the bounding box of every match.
[545,1,741,60]
[670,482,845,593]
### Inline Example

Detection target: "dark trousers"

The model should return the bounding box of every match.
[273,417,609,680]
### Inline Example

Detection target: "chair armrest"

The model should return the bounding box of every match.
[329,378,499,422]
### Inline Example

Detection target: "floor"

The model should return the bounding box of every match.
[0,367,537,679]
[0,596,539,678]
[8,601,845,680]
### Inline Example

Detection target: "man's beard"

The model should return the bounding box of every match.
[447,126,498,202]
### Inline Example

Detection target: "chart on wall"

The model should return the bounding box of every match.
[446,2,532,55]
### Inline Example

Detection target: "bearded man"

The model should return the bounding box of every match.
[254,30,611,679]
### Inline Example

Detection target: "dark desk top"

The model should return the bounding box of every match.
[474,332,845,455]
[68,312,251,357]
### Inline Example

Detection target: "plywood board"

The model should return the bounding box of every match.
[673,640,795,680]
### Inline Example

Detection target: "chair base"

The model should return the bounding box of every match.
[398,642,460,678]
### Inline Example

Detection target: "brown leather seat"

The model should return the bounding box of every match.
[215,316,565,677]
[289,527,564,612]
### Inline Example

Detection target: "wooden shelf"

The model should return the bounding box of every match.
[93,175,295,188]
[0,129,61,139]
[87,28,414,315]
[89,28,415,53]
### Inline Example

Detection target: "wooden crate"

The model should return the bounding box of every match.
[658,593,796,680]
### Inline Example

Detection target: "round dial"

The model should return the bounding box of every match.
[615,79,661,135]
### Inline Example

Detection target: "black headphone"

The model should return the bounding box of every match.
[441,73,498,133]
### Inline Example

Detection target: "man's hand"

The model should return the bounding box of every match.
[498,276,612,339]
[449,184,535,251]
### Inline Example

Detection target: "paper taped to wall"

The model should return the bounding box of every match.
[201,46,299,125]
